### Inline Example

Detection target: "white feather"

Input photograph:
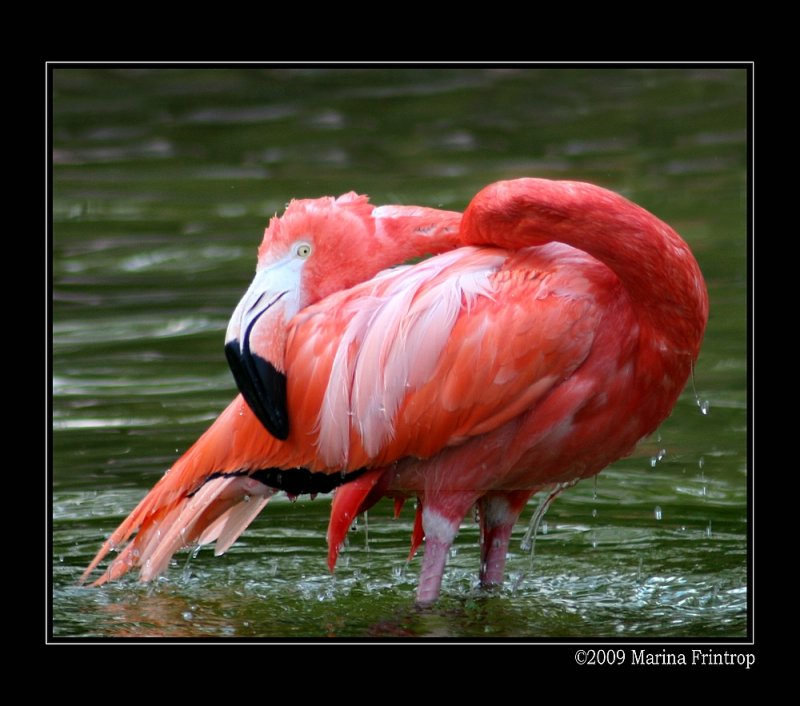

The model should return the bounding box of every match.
[316,247,507,465]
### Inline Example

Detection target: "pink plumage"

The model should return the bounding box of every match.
[82,178,707,605]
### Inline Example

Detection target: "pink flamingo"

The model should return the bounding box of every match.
[82,178,708,605]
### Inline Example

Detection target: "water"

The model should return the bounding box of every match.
[520,482,572,555]
[51,66,748,639]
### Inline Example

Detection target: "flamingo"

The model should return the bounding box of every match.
[81,178,708,605]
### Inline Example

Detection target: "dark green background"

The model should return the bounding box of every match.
[52,67,747,638]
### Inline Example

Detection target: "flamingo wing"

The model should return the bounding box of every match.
[285,244,609,470]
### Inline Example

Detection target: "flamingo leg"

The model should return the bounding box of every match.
[479,521,513,587]
[479,491,535,588]
[416,493,478,605]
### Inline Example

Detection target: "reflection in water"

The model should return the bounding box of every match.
[98,591,203,639]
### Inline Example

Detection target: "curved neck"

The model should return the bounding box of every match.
[372,205,462,265]
[461,179,708,358]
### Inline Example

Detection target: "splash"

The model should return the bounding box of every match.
[511,481,576,591]
[181,544,202,581]
[521,481,575,559]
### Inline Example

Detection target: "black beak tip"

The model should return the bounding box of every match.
[225,340,290,440]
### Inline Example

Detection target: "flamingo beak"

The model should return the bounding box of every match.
[225,258,303,440]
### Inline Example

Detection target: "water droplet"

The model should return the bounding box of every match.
[182,611,193,621]
[690,363,709,415]
[243,494,250,503]
[593,475,598,500]
[698,456,705,470]
[592,508,597,518]
[541,521,548,535]
[654,506,663,521]
[706,522,712,537]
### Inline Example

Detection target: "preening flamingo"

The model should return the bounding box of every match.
[81,178,708,605]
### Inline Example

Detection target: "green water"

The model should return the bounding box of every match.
[51,67,748,639]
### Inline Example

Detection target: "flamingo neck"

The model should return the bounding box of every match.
[461,178,708,359]
[371,205,462,266]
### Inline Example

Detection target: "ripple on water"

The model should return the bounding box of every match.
[53,484,747,638]
[53,315,222,348]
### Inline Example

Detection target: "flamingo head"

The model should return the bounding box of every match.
[225,191,461,440]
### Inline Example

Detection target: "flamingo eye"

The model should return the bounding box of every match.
[296,243,312,258]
